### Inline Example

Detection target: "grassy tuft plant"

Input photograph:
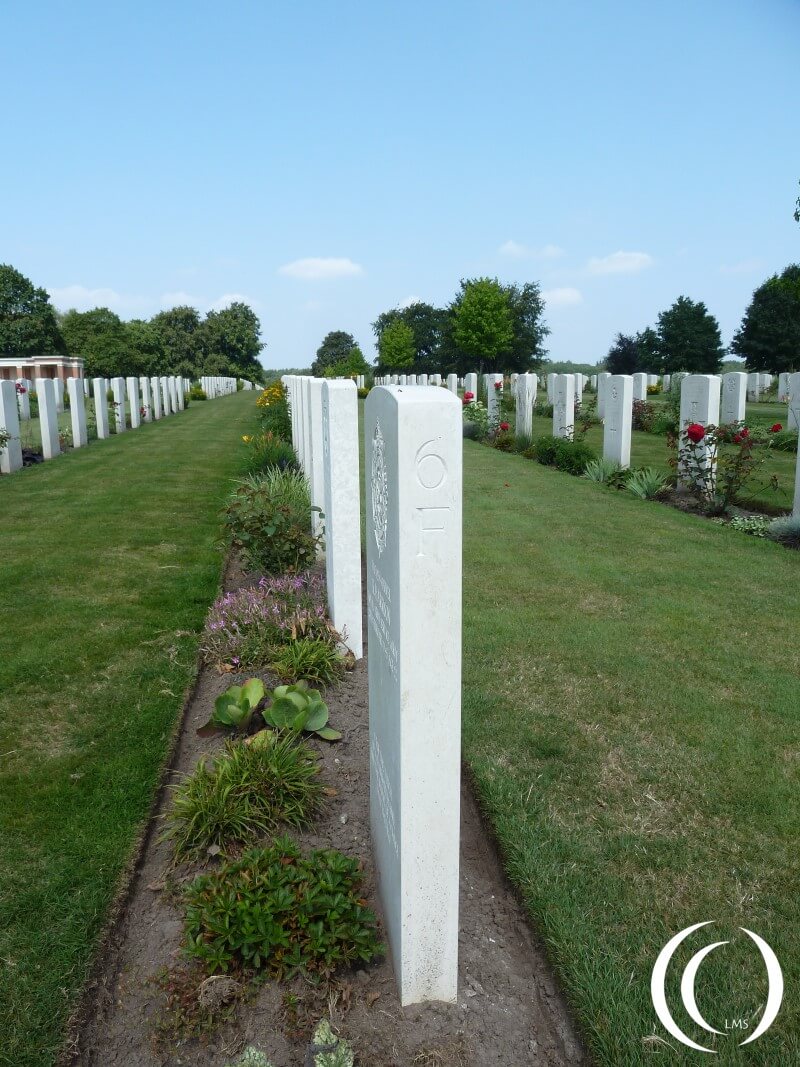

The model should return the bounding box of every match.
[624,466,667,499]
[583,457,623,484]
[765,513,800,548]
[163,735,322,858]
[270,637,347,686]
[183,837,383,978]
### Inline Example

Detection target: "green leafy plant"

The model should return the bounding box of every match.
[226,1049,274,1067]
[625,467,667,500]
[270,637,347,686]
[308,1019,355,1067]
[183,837,383,977]
[163,735,321,858]
[224,474,319,574]
[765,513,800,548]
[768,428,798,453]
[583,457,623,484]
[722,515,771,537]
[188,385,207,401]
[527,434,598,475]
[462,398,489,440]
[263,681,341,741]
[198,678,264,736]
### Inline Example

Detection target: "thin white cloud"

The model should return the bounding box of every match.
[720,258,764,275]
[49,284,148,313]
[279,257,363,280]
[587,251,654,275]
[543,287,583,307]
[498,240,565,259]
[398,294,422,308]
[208,292,252,312]
[160,290,196,309]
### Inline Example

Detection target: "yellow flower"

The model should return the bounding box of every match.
[242,435,251,443]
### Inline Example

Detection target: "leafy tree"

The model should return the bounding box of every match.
[730,265,800,373]
[0,263,66,354]
[450,277,513,373]
[201,302,263,377]
[372,302,447,372]
[125,318,164,375]
[605,333,641,375]
[60,307,130,378]
[324,345,371,378]
[656,296,724,374]
[505,281,550,370]
[312,331,357,376]
[378,320,415,369]
[151,306,205,377]
[635,326,660,371]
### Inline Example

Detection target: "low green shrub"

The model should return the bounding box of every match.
[257,382,292,440]
[583,457,623,484]
[765,513,800,548]
[625,467,667,499]
[183,837,383,978]
[270,637,347,687]
[357,387,370,399]
[769,429,798,453]
[224,472,318,574]
[164,735,322,859]
[244,432,298,473]
[462,399,489,440]
[722,515,771,537]
[529,435,598,475]
[189,386,207,401]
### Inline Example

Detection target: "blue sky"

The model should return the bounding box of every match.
[3,1,799,370]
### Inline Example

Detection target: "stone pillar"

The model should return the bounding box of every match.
[679,374,721,487]
[0,380,23,473]
[67,378,88,448]
[93,378,110,439]
[632,372,648,401]
[515,372,537,441]
[127,377,141,428]
[35,379,61,459]
[553,374,575,439]
[721,372,747,426]
[603,375,633,468]
[364,384,461,1006]
[322,379,363,659]
[597,371,611,418]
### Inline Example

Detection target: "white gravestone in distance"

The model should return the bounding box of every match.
[418,374,428,386]
[111,378,127,433]
[0,380,23,473]
[322,379,363,659]
[747,372,760,403]
[446,373,458,394]
[35,379,61,459]
[721,372,747,426]
[778,372,789,402]
[67,378,88,448]
[787,373,800,432]
[546,372,555,403]
[553,374,575,439]
[679,374,721,488]
[515,372,537,441]
[573,373,583,403]
[93,378,110,439]
[464,372,477,400]
[663,374,671,393]
[54,381,65,414]
[306,378,326,543]
[140,377,153,421]
[486,373,503,426]
[632,372,648,401]
[151,377,162,419]
[16,380,31,421]
[160,377,170,417]
[596,371,611,419]
[127,377,141,429]
[603,375,633,468]
[364,385,461,1007]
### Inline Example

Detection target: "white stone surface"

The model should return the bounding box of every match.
[721,372,747,425]
[160,377,170,417]
[596,371,611,418]
[418,374,428,386]
[140,377,153,421]
[127,377,141,428]
[747,372,760,403]
[54,381,65,413]
[35,378,61,459]
[603,375,633,468]
[486,373,503,425]
[632,372,648,401]
[573,373,584,402]
[788,373,800,432]
[679,374,721,487]
[464,372,477,399]
[446,373,458,394]
[111,378,127,432]
[307,378,325,540]
[0,380,23,473]
[515,372,537,440]
[364,385,461,1006]
[151,376,162,419]
[663,374,671,392]
[67,378,88,448]
[93,378,110,439]
[322,379,363,659]
[778,372,790,402]
[553,374,574,439]
[546,372,555,403]
[16,379,31,421]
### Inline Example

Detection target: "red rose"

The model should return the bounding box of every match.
[494,380,502,389]
[740,427,749,438]
[464,390,474,400]
[770,423,782,433]
[686,423,706,443]
[499,421,510,431]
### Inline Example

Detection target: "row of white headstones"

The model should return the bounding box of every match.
[0,375,253,475]
[282,375,462,1009]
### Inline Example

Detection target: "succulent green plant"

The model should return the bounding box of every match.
[226,1048,274,1067]
[263,680,341,741]
[198,678,265,736]
[306,1019,355,1067]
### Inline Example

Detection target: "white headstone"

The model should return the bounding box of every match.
[546,372,555,403]
[464,372,477,399]
[140,377,153,421]
[35,378,61,459]
[322,379,363,659]
[364,385,461,1006]
[778,372,790,402]
[306,378,325,541]
[486,373,503,426]
[418,373,428,387]
[721,372,747,426]
[446,373,458,394]
[151,376,162,419]
[127,377,141,428]
[553,374,574,439]
[632,372,648,402]
[603,375,633,468]
[788,373,800,432]
[83,378,90,397]
[93,378,110,439]
[111,378,127,432]
[160,376,170,417]
[679,374,721,488]
[663,374,672,393]
[515,372,537,440]
[54,380,65,413]
[747,372,760,403]
[67,378,88,448]
[596,371,611,418]
[0,380,23,473]
[573,373,584,402]
[16,379,31,421]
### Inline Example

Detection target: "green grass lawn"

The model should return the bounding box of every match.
[461,440,800,1065]
[0,392,257,1067]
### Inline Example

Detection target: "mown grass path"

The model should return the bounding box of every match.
[0,393,256,1066]
[461,440,799,1066]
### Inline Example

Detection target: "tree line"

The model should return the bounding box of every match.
[0,263,266,381]
[606,265,800,375]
